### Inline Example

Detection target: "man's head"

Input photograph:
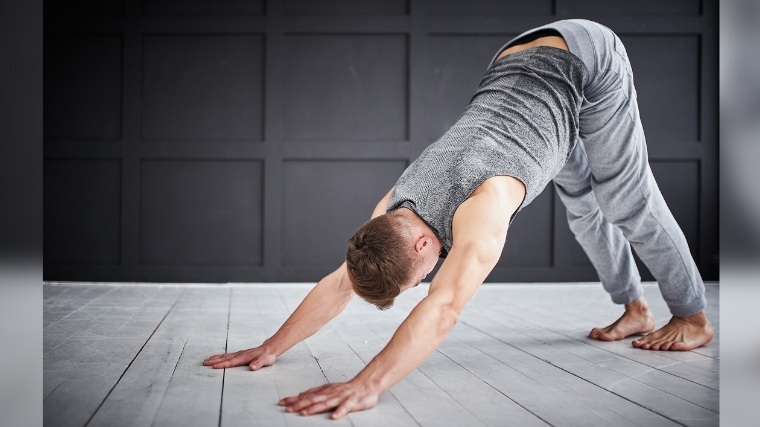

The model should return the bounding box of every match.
[345,209,441,310]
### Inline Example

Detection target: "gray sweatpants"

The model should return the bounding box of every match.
[493,19,706,317]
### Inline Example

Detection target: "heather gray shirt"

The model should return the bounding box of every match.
[387,46,587,255]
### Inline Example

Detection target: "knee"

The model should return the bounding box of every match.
[567,204,604,235]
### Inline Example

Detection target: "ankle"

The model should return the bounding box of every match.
[624,298,650,314]
[675,310,710,327]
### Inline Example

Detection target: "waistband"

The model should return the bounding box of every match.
[488,19,614,85]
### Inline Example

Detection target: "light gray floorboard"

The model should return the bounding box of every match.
[149,288,230,427]
[44,286,147,354]
[220,287,287,427]
[279,288,420,427]
[475,286,719,390]
[44,283,719,427]
[43,285,119,329]
[466,293,719,412]
[392,290,682,427]
[43,287,180,397]
[337,298,548,427]
[457,311,719,426]
[43,287,182,427]
[87,336,188,427]
[91,287,241,427]
[258,287,354,427]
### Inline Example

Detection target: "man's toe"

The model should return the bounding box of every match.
[598,331,616,341]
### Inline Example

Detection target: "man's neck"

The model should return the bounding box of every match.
[397,208,443,253]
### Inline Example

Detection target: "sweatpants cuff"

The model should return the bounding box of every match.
[668,295,707,318]
[608,284,643,305]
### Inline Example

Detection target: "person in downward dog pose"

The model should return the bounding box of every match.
[204,19,713,419]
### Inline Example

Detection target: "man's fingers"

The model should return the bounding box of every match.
[299,397,344,416]
[286,394,333,413]
[211,361,234,369]
[279,394,316,406]
[300,384,331,397]
[278,396,299,406]
[203,352,239,365]
[331,400,356,420]
[278,384,330,403]
[203,355,226,365]
[212,355,249,369]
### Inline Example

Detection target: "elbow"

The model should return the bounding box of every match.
[439,304,460,331]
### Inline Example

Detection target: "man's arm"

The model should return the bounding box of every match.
[203,188,395,370]
[279,177,525,419]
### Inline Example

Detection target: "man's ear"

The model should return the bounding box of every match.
[414,236,431,253]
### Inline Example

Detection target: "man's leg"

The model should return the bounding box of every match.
[554,141,655,341]
[569,21,712,350]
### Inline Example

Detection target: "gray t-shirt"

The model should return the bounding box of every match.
[387,46,587,256]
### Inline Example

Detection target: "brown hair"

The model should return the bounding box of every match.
[346,212,417,310]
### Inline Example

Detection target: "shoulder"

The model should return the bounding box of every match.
[451,175,526,246]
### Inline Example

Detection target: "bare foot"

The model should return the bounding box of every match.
[589,297,656,341]
[632,311,714,351]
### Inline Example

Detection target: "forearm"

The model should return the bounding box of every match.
[352,240,502,394]
[264,264,354,356]
[353,296,459,393]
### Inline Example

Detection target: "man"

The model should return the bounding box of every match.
[203,19,713,419]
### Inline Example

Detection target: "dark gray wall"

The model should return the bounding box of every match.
[43,0,719,282]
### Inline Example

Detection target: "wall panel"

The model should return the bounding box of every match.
[44,0,124,16]
[563,0,701,16]
[43,35,123,141]
[621,35,701,143]
[139,160,264,266]
[143,0,265,16]
[285,0,407,16]
[43,159,122,265]
[497,186,554,268]
[283,34,409,141]
[141,34,265,141]
[425,34,516,140]
[281,160,407,266]
[428,0,554,16]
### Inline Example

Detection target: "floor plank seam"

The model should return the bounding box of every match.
[478,302,721,390]
[516,297,720,363]
[43,285,92,311]
[433,347,554,427]
[44,288,176,400]
[465,306,720,413]
[149,337,189,427]
[536,357,693,427]
[458,318,693,427]
[82,289,185,427]
[468,307,721,400]
[43,285,121,331]
[525,320,719,392]
[358,303,547,427]
[331,325,422,427]
[219,288,232,427]
[44,286,160,359]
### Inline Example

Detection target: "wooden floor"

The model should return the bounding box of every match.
[43,282,719,427]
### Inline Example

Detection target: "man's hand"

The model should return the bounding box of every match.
[203,346,276,370]
[278,381,379,419]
